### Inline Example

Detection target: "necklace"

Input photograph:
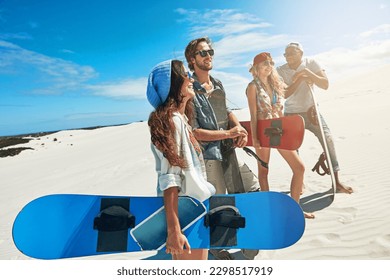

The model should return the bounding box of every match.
[260,80,272,94]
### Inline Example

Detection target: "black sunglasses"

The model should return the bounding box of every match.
[194,49,214,57]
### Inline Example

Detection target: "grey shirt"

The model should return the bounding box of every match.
[277,58,323,113]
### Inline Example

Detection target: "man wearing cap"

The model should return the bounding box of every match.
[185,37,260,260]
[277,42,353,194]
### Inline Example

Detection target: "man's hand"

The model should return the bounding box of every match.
[292,68,314,84]
[292,68,328,89]
[229,125,248,147]
[228,125,248,138]
[234,134,248,148]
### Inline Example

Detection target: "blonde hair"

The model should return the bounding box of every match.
[249,64,285,98]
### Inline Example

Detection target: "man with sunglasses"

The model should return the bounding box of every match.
[185,37,260,260]
[277,42,353,194]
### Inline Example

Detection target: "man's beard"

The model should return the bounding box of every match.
[195,60,213,71]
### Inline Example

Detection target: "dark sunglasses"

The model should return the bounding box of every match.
[194,49,214,57]
[283,52,299,57]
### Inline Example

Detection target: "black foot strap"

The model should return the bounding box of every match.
[243,147,269,169]
[94,205,135,232]
[204,205,245,229]
[312,152,330,176]
[94,198,134,252]
[206,196,245,247]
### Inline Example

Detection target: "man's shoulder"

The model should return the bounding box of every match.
[303,57,320,66]
[277,63,290,71]
[210,75,224,88]
[276,63,291,78]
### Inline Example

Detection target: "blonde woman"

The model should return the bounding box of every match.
[246,52,314,219]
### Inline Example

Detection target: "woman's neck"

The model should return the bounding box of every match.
[178,101,187,116]
[258,75,269,86]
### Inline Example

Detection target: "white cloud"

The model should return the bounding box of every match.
[0,32,32,40]
[1,39,97,93]
[1,39,148,99]
[176,8,272,38]
[60,49,75,54]
[211,70,251,109]
[84,77,148,99]
[213,33,289,69]
[359,24,390,38]
[178,9,390,82]
[64,112,132,121]
[307,24,390,79]
[313,39,390,80]
[176,9,289,69]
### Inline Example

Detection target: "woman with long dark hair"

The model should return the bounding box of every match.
[147,60,215,259]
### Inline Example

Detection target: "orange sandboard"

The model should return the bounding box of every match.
[240,115,305,150]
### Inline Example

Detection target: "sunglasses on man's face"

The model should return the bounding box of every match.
[283,51,299,57]
[194,49,214,57]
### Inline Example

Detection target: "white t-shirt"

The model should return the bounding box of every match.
[277,58,323,113]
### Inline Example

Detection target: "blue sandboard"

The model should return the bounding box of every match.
[12,192,305,259]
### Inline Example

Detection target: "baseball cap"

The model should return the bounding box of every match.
[285,42,304,52]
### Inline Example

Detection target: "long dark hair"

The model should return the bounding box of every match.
[148,60,194,168]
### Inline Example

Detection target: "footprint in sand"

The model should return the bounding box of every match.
[309,233,341,246]
[369,234,390,258]
[335,207,357,224]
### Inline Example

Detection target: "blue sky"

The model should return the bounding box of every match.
[0,0,389,136]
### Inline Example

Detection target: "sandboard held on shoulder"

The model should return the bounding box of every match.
[13,191,305,259]
[240,115,305,150]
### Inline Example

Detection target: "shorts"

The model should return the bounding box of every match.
[205,159,260,194]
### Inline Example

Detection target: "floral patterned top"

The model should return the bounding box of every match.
[248,77,283,120]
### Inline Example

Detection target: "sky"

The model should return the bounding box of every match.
[0,0,389,136]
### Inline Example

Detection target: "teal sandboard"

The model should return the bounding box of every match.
[13,191,305,259]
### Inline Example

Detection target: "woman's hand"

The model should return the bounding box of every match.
[166,230,191,256]
[163,188,191,256]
